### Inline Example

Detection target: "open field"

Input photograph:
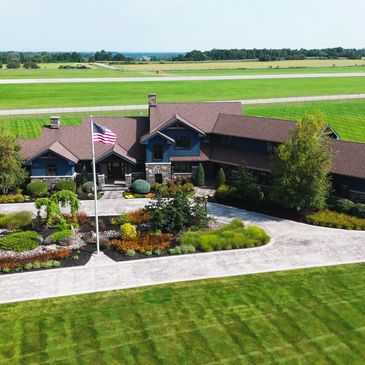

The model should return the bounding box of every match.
[112,58,365,72]
[246,99,365,142]
[1,77,365,109]
[1,61,365,79]
[1,264,365,364]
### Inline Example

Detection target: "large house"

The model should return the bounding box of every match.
[18,94,365,201]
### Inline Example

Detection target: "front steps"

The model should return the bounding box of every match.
[102,180,128,192]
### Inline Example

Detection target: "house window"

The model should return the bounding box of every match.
[46,163,57,176]
[153,144,163,161]
[221,135,233,146]
[175,136,191,149]
[267,142,279,155]
[173,162,192,173]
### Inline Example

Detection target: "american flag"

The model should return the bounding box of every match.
[92,122,117,145]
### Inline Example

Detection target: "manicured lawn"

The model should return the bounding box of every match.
[1,264,365,364]
[245,98,365,142]
[0,77,365,110]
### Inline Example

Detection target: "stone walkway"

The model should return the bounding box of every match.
[0,203,364,304]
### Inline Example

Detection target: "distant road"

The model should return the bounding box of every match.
[1,94,364,116]
[0,72,365,85]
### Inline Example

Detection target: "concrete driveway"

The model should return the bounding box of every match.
[0,202,364,304]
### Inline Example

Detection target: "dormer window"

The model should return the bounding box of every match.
[153,144,163,161]
[175,136,191,149]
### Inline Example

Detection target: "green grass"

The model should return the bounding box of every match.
[245,98,365,142]
[1,76,365,110]
[1,264,365,364]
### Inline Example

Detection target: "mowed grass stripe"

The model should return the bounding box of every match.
[0,76,365,109]
[2,264,365,364]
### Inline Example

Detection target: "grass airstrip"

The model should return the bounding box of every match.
[0,76,365,109]
[1,264,365,364]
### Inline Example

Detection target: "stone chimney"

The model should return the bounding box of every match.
[50,116,60,129]
[148,94,157,107]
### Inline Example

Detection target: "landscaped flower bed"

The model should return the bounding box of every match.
[306,209,365,230]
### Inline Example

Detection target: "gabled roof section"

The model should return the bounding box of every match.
[140,130,175,144]
[149,102,242,133]
[213,114,296,143]
[25,141,79,164]
[141,113,206,143]
[321,124,340,140]
[95,143,137,164]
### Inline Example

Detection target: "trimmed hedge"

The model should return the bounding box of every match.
[181,219,270,252]
[0,194,25,203]
[0,231,40,252]
[131,179,151,194]
[330,198,365,219]
[27,182,48,197]
[54,180,76,192]
[306,210,365,230]
[0,212,33,230]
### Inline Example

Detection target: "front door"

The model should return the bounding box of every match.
[106,160,126,180]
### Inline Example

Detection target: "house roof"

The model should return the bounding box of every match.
[213,114,296,143]
[330,140,365,180]
[149,102,242,133]
[169,145,212,162]
[18,117,149,163]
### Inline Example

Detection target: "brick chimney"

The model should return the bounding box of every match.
[148,94,157,107]
[50,116,60,129]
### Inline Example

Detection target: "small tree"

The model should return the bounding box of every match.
[270,112,331,211]
[216,168,226,187]
[0,134,27,194]
[232,163,263,202]
[80,165,88,185]
[195,163,205,187]
[6,61,21,69]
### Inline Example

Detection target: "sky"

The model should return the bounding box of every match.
[1,0,364,52]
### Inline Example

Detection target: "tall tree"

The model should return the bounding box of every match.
[270,112,331,211]
[0,134,28,194]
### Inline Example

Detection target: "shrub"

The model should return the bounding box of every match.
[215,184,234,200]
[128,209,150,225]
[0,231,40,252]
[82,181,96,193]
[76,211,89,224]
[334,199,355,214]
[306,210,365,230]
[216,168,226,188]
[120,223,137,240]
[195,163,205,186]
[50,230,73,244]
[0,211,33,230]
[0,194,25,203]
[27,182,48,197]
[110,213,130,226]
[153,249,162,255]
[350,203,365,219]
[151,181,194,197]
[125,249,136,257]
[54,180,76,192]
[52,260,61,267]
[144,250,152,256]
[180,244,196,254]
[181,219,270,252]
[132,179,151,194]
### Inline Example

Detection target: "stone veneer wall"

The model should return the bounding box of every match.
[145,163,172,184]
[30,174,76,189]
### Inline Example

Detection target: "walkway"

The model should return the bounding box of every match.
[0,203,364,304]
[1,93,365,116]
[0,72,364,85]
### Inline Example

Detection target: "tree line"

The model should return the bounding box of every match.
[174,47,365,62]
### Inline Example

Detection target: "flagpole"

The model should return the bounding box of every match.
[90,116,101,255]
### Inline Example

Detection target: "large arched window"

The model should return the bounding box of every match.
[153,144,163,161]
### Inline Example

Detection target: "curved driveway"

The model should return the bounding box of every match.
[0,202,364,304]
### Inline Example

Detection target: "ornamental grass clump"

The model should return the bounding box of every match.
[181,219,270,252]
[306,210,365,230]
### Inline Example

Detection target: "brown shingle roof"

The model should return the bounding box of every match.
[149,102,242,132]
[210,146,271,171]
[213,114,296,143]
[18,117,149,163]
[169,145,211,162]
[330,140,365,180]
